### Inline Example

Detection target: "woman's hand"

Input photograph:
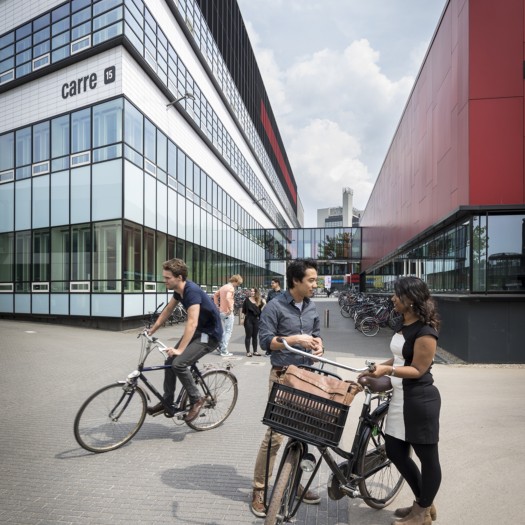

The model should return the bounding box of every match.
[359,363,391,379]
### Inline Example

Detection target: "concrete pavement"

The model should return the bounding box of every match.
[0,298,523,524]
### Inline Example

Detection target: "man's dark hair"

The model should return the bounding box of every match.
[163,258,188,280]
[286,259,318,289]
[271,278,281,286]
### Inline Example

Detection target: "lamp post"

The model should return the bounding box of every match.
[166,92,195,108]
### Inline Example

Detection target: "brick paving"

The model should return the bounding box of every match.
[1,298,524,524]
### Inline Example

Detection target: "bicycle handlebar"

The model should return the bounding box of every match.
[276,337,375,374]
[141,330,169,357]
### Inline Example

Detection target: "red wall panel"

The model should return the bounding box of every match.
[360,0,525,271]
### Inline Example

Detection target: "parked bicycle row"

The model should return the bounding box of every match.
[339,293,402,337]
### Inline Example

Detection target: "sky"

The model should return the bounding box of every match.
[236,0,448,226]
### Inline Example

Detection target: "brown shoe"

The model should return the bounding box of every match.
[298,484,321,504]
[146,402,165,416]
[251,489,266,518]
[185,397,205,422]
[395,502,437,521]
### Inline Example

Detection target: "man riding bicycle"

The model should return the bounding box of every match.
[146,258,223,422]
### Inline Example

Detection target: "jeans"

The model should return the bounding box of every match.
[218,312,234,354]
[162,334,217,404]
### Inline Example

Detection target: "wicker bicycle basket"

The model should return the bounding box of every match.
[262,382,350,447]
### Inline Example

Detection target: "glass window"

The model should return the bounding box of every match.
[33,229,50,281]
[34,26,50,45]
[15,230,31,292]
[156,130,167,172]
[93,220,121,291]
[51,226,70,291]
[33,122,50,163]
[72,21,91,41]
[72,6,91,26]
[16,36,32,53]
[124,100,143,154]
[0,32,14,48]
[52,31,70,49]
[16,23,31,40]
[0,232,14,281]
[123,222,142,290]
[70,166,90,223]
[0,132,14,171]
[144,227,155,281]
[52,114,70,158]
[52,4,70,22]
[167,140,176,177]
[144,118,155,163]
[93,6,123,31]
[177,149,186,185]
[52,17,69,36]
[71,223,91,281]
[15,127,31,166]
[32,175,50,228]
[0,184,14,231]
[50,170,69,226]
[93,98,123,148]
[92,159,122,220]
[71,108,91,153]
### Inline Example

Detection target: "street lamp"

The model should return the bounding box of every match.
[166,92,195,108]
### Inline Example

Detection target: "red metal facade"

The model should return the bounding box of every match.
[360,0,525,271]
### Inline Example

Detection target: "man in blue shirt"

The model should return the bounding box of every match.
[251,259,324,517]
[146,258,223,422]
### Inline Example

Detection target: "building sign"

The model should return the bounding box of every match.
[61,66,116,99]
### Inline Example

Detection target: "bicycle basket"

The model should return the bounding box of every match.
[263,382,349,447]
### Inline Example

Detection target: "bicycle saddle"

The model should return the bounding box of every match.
[357,375,392,393]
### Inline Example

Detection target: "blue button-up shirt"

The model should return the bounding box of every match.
[259,290,321,368]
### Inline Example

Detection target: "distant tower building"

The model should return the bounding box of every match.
[317,187,361,227]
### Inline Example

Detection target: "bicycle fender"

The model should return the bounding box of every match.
[354,402,389,456]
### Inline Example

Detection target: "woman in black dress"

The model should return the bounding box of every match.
[360,276,441,525]
[242,288,265,357]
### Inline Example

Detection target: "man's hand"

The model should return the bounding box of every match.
[166,347,183,357]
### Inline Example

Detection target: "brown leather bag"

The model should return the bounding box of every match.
[279,365,363,406]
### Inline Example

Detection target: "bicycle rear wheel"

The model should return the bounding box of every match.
[356,409,404,508]
[264,444,301,525]
[74,383,147,453]
[182,370,238,431]
[360,317,380,337]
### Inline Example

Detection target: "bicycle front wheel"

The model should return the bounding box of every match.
[264,444,301,525]
[356,409,404,509]
[360,317,380,337]
[74,383,147,453]
[183,370,238,431]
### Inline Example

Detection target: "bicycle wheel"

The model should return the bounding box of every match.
[182,370,238,431]
[360,317,380,337]
[356,409,404,509]
[74,383,147,453]
[340,305,352,318]
[264,445,301,525]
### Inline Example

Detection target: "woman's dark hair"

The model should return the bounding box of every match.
[286,259,318,289]
[394,276,440,330]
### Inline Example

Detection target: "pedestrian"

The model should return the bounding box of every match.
[250,259,324,518]
[214,274,243,357]
[242,287,265,357]
[146,258,223,422]
[359,276,441,525]
[266,277,282,302]
[264,278,283,356]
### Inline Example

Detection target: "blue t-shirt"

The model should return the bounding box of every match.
[173,280,223,342]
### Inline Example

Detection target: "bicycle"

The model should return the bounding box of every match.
[261,339,404,524]
[74,332,238,453]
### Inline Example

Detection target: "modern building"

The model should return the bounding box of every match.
[317,187,361,228]
[0,0,301,328]
[360,0,525,362]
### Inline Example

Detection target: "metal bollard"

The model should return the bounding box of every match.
[324,308,330,328]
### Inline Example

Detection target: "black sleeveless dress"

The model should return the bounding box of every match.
[385,320,441,444]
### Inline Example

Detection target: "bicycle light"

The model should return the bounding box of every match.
[300,453,317,472]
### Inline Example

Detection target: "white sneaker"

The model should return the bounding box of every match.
[220,351,233,357]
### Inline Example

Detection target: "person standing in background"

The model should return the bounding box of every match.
[242,287,265,357]
[264,278,283,356]
[214,274,243,357]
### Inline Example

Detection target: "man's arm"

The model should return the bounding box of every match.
[148,296,177,335]
[167,303,199,356]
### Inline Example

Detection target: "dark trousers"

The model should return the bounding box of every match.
[385,434,442,508]
[163,334,218,404]
[244,315,260,353]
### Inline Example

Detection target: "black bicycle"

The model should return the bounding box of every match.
[262,339,404,524]
[74,332,238,453]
